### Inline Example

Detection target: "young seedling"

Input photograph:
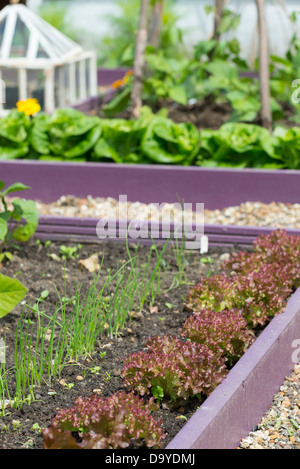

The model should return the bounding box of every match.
[31,422,41,433]
[104,372,112,382]
[0,251,13,264]
[200,256,214,264]
[59,244,82,261]
[89,366,101,375]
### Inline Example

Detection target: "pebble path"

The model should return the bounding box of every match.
[31,196,300,229]
[239,363,300,449]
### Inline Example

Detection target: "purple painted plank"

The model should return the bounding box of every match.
[71,96,101,113]
[37,217,300,237]
[1,160,300,210]
[167,287,300,449]
[35,225,256,245]
[97,68,130,87]
[34,217,300,246]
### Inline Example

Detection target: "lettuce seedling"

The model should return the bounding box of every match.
[42,391,165,449]
[180,308,255,366]
[122,334,227,408]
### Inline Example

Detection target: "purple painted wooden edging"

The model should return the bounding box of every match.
[167,287,300,449]
[97,67,130,87]
[33,216,300,247]
[1,160,300,210]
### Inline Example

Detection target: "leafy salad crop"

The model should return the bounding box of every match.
[0,107,300,169]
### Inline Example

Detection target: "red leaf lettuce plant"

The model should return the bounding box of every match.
[185,262,293,327]
[42,391,165,449]
[179,308,255,367]
[222,229,300,289]
[122,334,227,408]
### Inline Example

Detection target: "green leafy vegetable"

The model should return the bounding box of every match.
[0,110,30,160]
[141,115,200,165]
[31,109,102,160]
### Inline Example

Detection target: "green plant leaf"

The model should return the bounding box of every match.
[3,182,31,196]
[30,114,50,155]
[0,145,29,160]
[11,199,39,242]
[103,87,131,118]
[0,273,27,318]
[0,218,7,241]
[169,85,187,105]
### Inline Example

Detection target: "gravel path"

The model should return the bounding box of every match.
[29,196,300,229]
[239,363,300,449]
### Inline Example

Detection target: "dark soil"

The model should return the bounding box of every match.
[98,96,296,130]
[0,239,250,449]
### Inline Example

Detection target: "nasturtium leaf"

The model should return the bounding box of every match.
[0,273,27,318]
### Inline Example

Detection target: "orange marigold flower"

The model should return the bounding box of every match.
[16,98,41,116]
[111,79,125,90]
[125,70,134,77]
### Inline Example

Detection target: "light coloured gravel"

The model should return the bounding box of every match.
[239,363,300,449]
[26,196,300,229]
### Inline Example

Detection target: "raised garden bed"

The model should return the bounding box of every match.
[1,160,300,247]
[0,234,299,450]
[0,159,300,449]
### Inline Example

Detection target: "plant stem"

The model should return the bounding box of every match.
[256,0,272,132]
[131,0,150,119]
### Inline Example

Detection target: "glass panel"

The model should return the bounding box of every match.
[10,16,30,58]
[27,69,46,111]
[0,17,6,40]
[1,68,18,110]
[36,42,50,59]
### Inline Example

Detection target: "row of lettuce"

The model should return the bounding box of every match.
[42,229,300,449]
[1,107,300,169]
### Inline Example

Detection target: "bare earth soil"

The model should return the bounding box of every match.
[0,239,249,450]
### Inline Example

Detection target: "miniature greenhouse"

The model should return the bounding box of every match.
[0,3,98,114]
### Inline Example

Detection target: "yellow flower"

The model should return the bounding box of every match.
[16,98,41,116]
